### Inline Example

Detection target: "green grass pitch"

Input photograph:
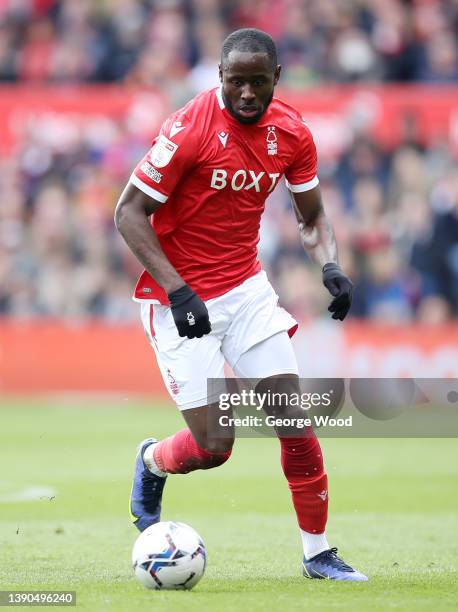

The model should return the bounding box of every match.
[0,397,457,611]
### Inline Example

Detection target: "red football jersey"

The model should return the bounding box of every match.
[131,87,319,304]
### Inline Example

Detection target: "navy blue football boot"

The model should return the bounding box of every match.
[303,548,368,581]
[130,438,167,532]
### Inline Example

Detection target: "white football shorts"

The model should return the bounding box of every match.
[140,270,298,410]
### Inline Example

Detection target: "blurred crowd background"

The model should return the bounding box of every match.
[1,0,458,87]
[0,0,457,323]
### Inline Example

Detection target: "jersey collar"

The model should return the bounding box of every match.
[215,86,225,110]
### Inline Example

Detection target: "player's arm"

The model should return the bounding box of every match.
[289,186,353,321]
[289,186,336,267]
[115,183,211,338]
[115,183,184,293]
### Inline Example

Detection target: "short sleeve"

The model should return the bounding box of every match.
[130,114,198,203]
[284,122,319,193]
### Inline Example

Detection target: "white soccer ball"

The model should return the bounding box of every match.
[132,521,206,590]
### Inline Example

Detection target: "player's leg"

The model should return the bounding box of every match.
[233,332,367,581]
[130,303,234,532]
[220,273,329,558]
[233,333,329,556]
[131,404,234,532]
[146,402,234,475]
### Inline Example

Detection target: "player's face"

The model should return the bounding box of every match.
[219,51,281,124]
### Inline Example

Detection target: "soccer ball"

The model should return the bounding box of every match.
[132,521,206,590]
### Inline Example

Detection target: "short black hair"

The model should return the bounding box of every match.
[221,28,277,71]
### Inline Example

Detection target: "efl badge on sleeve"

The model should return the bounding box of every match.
[150,135,179,168]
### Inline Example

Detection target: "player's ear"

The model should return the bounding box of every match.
[218,64,223,83]
[273,65,281,86]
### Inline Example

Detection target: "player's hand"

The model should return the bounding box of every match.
[322,263,353,321]
[168,284,211,339]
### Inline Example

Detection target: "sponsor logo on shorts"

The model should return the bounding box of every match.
[140,162,163,183]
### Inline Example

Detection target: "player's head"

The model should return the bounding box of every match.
[219,28,281,125]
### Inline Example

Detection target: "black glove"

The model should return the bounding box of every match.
[168,284,211,339]
[322,263,353,321]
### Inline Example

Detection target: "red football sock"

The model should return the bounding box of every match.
[153,428,231,474]
[279,433,328,534]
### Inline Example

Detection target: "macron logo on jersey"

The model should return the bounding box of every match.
[170,121,185,138]
[217,131,228,147]
[210,169,281,193]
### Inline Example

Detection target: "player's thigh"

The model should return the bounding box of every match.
[140,302,225,410]
[234,332,309,437]
[233,330,299,379]
[221,271,298,372]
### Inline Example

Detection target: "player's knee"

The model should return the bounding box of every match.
[202,437,234,456]
[208,447,232,468]
[193,435,233,469]
[256,373,300,398]
[195,443,232,470]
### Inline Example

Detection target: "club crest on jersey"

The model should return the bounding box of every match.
[266,126,277,156]
[150,134,178,168]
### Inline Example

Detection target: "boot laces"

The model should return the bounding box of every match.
[320,547,354,572]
